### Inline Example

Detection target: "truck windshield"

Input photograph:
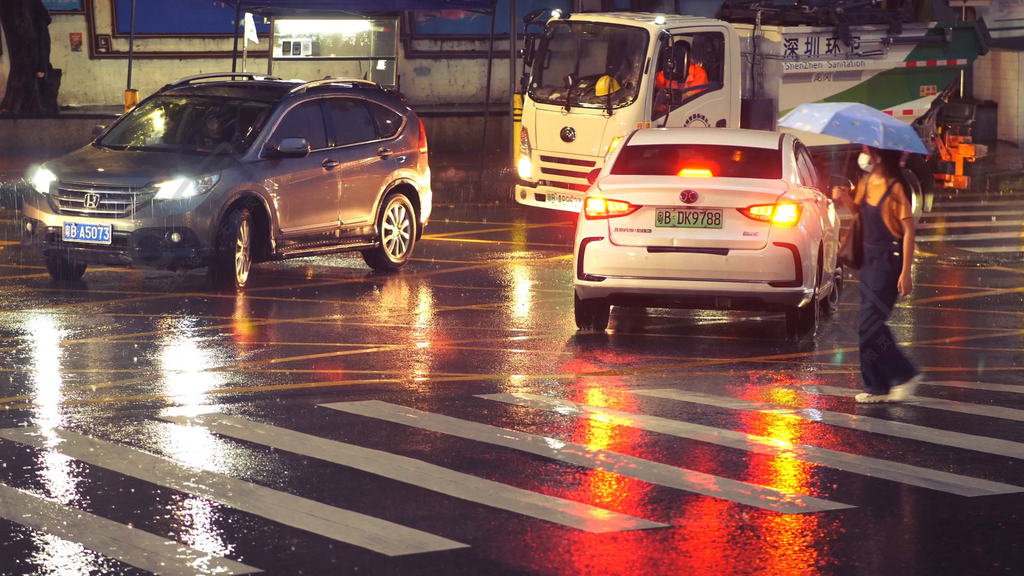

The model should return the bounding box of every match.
[529,21,648,110]
[97,96,273,154]
[611,144,783,179]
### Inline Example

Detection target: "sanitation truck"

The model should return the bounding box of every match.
[514,11,989,212]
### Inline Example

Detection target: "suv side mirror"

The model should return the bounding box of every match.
[587,168,601,185]
[92,125,106,139]
[271,137,311,159]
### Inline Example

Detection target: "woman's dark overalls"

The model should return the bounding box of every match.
[858,181,919,395]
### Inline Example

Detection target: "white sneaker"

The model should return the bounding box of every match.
[855,392,893,404]
[891,374,924,401]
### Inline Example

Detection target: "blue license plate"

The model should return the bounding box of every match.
[62,222,112,245]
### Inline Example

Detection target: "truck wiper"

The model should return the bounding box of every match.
[564,75,577,113]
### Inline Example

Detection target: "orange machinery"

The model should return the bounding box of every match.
[914,80,977,191]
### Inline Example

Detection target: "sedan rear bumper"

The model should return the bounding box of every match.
[574,236,814,309]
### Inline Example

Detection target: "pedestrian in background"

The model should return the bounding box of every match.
[833,145,923,403]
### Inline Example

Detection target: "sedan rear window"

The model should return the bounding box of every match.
[610,144,783,179]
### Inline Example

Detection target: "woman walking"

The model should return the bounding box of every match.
[834,146,923,403]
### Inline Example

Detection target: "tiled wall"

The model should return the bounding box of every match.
[973,49,1024,145]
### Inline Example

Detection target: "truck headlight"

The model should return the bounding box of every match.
[517,156,532,179]
[30,167,57,194]
[154,174,220,200]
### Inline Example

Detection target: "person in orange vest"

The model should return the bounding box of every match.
[655,40,708,98]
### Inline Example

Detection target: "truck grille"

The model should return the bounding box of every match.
[537,154,600,193]
[52,183,155,219]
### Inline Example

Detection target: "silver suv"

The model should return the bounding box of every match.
[21,73,432,289]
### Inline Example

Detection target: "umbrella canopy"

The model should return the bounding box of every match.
[779,102,929,155]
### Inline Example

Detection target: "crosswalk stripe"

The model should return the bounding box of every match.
[934,201,1024,208]
[0,427,467,556]
[633,389,1024,460]
[916,231,1024,243]
[792,385,1024,423]
[925,381,1024,394]
[920,210,1024,218]
[0,482,261,576]
[477,393,1020,497]
[916,220,1024,230]
[162,413,664,533]
[321,401,853,514]
[961,245,1024,253]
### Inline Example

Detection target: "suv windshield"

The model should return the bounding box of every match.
[611,144,783,179]
[98,95,273,154]
[529,22,648,110]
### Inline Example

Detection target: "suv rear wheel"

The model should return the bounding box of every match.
[209,208,253,290]
[362,192,416,271]
[45,254,87,282]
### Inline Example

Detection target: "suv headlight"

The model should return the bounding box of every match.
[30,167,57,194]
[154,174,220,200]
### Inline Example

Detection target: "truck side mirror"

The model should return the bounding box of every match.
[587,168,601,185]
[523,36,539,67]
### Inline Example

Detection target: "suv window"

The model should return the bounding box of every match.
[272,100,328,150]
[326,98,378,147]
[367,101,404,139]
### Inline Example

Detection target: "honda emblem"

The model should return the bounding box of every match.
[83,193,101,209]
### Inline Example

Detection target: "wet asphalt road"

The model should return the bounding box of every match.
[1,194,1024,576]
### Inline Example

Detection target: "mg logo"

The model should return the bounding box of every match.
[83,193,101,209]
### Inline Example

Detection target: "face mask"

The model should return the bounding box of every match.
[857,152,875,173]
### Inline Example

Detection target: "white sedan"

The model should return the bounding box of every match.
[573,128,842,339]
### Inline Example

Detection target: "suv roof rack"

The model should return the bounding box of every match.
[160,73,283,92]
[287,76,381,96]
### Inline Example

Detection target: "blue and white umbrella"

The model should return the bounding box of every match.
[779,102,929,155]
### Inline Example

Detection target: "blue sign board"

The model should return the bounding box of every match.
[113,0,271,36]
[412,0,570,36]
[43,0,83,11]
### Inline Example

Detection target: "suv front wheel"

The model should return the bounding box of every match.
[209,208,253,290]
[45,253,87,282]
[362,192,416,271]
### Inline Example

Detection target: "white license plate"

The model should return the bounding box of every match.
[62,222,112,245]
[550,193,583,209]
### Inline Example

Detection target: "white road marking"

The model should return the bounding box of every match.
[916,231,1024,243]
[321,401,853,514]
[0,427,466,556]
[795,385,1024,423]
[634,389,1024,460]
[477,393,1020,497]
[162,413,664,533]
[0,482,261,576]
[919,210,1024,218]
[960,245,1024,253]
[924,381,1024,394]
[915,220,1024,230]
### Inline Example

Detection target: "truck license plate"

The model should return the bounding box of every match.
[655,209,723,229]
[62,222,112,245]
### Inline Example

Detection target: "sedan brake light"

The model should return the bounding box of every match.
[584,197,640,220]
[738,202,802,226]
[677,167,713,178]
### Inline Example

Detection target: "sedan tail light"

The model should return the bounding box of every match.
[738,203,802,226]
[584,197,641,220]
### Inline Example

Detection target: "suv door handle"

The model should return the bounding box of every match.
[322,159,340,170]
[378,147,393,159]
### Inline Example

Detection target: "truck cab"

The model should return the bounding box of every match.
[516,13,741,212]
